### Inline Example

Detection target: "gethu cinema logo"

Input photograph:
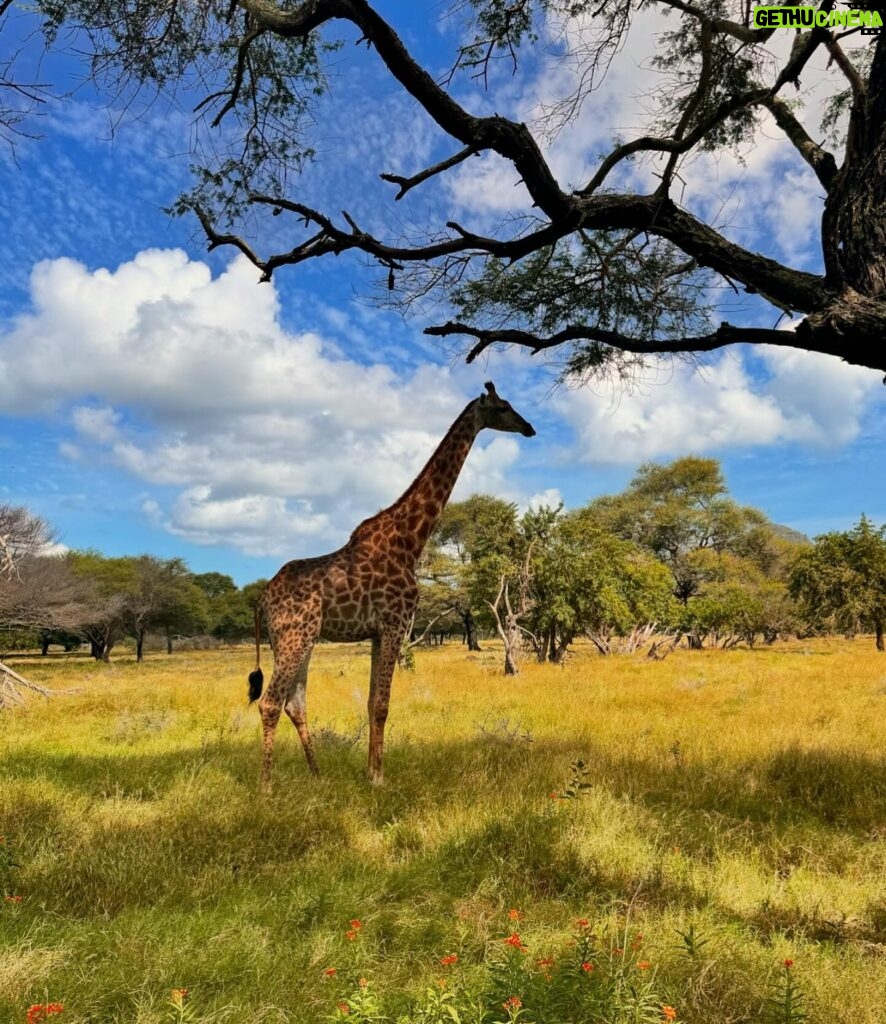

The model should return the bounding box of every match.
[753,6,883,29]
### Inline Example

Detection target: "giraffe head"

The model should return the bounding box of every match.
[473,381,536,437]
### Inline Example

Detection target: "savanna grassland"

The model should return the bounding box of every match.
[1,639,885,1024]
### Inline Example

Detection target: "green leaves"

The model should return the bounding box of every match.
[451,234,713,384]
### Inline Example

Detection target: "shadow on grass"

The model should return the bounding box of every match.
[2,730,884,939]
[3,725,884,829]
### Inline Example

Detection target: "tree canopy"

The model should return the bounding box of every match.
[17,0,886,382]
[790,515,886,650]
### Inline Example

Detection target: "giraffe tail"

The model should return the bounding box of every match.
[248,602,264,703]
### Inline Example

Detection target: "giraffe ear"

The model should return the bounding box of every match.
[484,381,498,399]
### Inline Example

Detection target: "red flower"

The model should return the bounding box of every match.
[630,933,644,950]
[783,958,794,969]
[575,918,590,928]
[337,1002,350,1015]
[439,954,458,966]
[345,930,359,942]
[324,968,337,977]
[349,919,362,931]
[504,932,526,952]
[502,996,522,1011]
[26,1007,63,1024]
[637,960,651,970]
[508,908,524,921]
[662,1007,677,1021]
[4,894,23,904]
[580,961,593,973]
[536,957,554,968]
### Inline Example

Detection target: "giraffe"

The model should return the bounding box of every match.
[249,381,536,789]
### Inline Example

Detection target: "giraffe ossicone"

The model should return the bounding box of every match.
[249,380,536,789]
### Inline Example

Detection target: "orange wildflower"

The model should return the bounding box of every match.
[4,894,23,904]
[337,1002,350,1015]
[358,978,368,989]
[630,933,644,950]
[27,1006,63,1024]
[349,919,363,931]
[504,932,526,952]
[580,961,593,973]
[439,954,458,966]
[662,1007,677,1021]
[502,996,522,1011]
[783,958,794,968]
[637,961,651,970]
[345,930,359,941]
[508,908,523,921]
[575,918,590,928]
[324,968,337,977]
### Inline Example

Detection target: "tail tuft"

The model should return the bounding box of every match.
[248,668,264,703]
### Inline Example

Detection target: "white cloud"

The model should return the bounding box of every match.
[554,344,882,465]
[0,249,536,556]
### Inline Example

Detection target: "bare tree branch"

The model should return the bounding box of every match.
[425,318,885,374]
[380,145,477,201]
[763,96,839,189]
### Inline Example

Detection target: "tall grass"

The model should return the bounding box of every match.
[1,638,884,1023]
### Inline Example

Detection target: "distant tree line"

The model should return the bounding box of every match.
[0,513,266,663]
[412,457,886,673]
[2,457,884,678]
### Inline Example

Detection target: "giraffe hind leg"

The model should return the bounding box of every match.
[258,637,313,792]
[284,646,319,776]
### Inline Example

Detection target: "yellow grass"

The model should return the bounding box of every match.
[0,637,884,1023]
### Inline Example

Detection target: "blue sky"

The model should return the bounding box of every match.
[1,3,883,585]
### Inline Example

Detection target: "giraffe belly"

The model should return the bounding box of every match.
[319,616,374,643]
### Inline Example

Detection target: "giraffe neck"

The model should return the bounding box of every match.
[374,402,480,562]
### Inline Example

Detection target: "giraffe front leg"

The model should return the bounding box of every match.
[367,630,403,786]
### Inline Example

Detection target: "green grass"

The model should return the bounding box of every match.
[1,638,885,1023]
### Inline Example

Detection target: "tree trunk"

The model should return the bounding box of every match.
[166,625,173,655]
[824,32,886,295]
[136,629,145,663]
[549,632,572,664]
[536,624,553,663]
[876,619,884,653]
[502,610,521,675]
[41,634,50,656]
[462,610,481,651]
[101,639,114,663]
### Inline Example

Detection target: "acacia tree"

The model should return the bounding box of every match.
[790,515,886,650]
[433,494,522,651]
[32,0,886,379]
[0,504,68,706]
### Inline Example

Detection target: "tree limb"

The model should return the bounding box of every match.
[654,0,775,44]
[762,96,838,190]
[237,0,571,220]
[380,145,477,201]
[424,319,816,365]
